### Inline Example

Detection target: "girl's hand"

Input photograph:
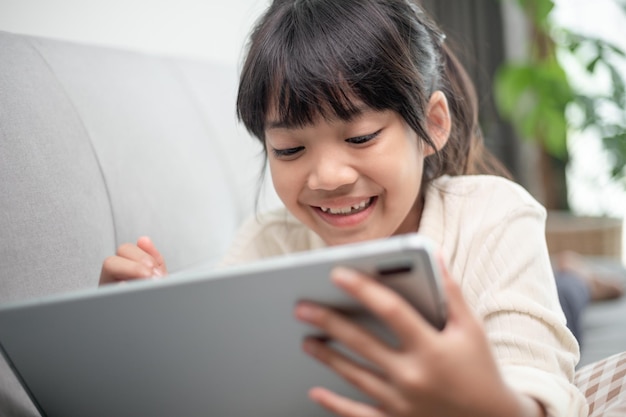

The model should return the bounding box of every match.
[294,257,545,417]
[99,236,167,286]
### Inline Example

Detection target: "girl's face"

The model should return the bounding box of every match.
[265,95,449,246]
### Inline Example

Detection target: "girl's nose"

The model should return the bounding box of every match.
[307,154,358,191]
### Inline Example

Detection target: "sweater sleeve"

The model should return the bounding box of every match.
[462,199,588,416]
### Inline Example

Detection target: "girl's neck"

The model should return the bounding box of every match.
[393,192,425,236]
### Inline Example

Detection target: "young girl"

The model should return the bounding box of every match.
[100,1,588,416]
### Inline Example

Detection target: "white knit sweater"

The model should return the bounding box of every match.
[220,175,588,416]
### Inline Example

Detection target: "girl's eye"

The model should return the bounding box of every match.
[346,129,382,145]
[272,146,305,159]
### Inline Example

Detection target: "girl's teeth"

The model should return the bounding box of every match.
[320,198,371,214]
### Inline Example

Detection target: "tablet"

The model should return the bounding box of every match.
[0,234,446,417]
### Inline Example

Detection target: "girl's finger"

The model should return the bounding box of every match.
[136,236,167,272]
[101,256,153,283]
[303,337,400,407]
[436,254,472,324]
[330,267,435,349]
[295,302,394,369]
[116,242,157,268]
[137,237,167,276]
[309,386,386,417]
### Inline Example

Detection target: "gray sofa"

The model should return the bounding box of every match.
[1,31,625,416]
[0,30,275,416]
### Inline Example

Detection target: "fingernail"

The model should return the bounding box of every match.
[152,267,163,278]
[142,258,155,269]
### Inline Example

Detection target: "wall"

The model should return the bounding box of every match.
[0,0,271,66]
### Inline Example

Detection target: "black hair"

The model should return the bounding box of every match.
[237,0,509,185]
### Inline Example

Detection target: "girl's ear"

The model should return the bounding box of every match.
[424,90,451,156]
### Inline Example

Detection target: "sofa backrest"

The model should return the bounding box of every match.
[0,30,274,303]
[0,29,281,416]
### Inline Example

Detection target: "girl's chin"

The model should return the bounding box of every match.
[322,235,376,247]
[317,227,389,247]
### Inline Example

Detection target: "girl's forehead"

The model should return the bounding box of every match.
[264,96,374,131]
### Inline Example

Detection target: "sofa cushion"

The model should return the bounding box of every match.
[575,350,626,417]
[0,32,114,303]
[30,35,244,273]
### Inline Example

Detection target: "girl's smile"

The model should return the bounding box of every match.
[314,196,377,228]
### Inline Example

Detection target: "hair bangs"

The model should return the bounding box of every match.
[238,0,405,141]
[268,57,367,131]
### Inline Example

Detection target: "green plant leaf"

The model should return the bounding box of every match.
[494,58,572,160]
[573,95,599,130]
[496,0,626,190]
[586,54,602,73]
[605,42,626,58]
[494,65,534,117]
[517,0,555,28]
[603,133,626,178]
[608,65,626,106]
[541,107,569,157]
